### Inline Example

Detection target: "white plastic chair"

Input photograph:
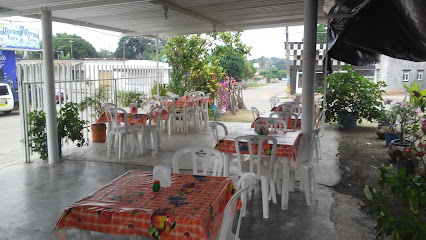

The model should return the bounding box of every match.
[269,96,279,108]
[277,102,301,113]
[209,122,229,143]
[143,105,163,154]
[187,95,202,130]
[218,172,255,240]
[200,93,210,127]
[172,147,224,177]
[234,135,278,219]
[251,107,260,121]
[102,102,116,151]
[273,128,320,210]
[166,94,179,134]
[254,117,288,132]
[103,103,138,159]
[141,100,160,109]
[269,112,299,131]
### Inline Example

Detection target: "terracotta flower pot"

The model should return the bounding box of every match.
[91,123,106,143]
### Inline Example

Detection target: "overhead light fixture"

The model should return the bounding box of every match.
[163,6,168,20]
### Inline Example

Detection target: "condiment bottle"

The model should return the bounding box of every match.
[152,180,160,192]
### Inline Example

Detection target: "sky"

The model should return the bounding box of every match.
[0,16,303,60]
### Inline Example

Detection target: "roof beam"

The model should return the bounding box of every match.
[150,0,223,27]
[24,14,134,34]
[0,0,143,17]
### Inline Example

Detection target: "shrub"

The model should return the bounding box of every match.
[321,65,386,123]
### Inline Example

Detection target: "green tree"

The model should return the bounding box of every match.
[317,24,327,43]
[114,36,165,60]
[52,33,97,59]
[97,49,113,58]
[217,54,246,79]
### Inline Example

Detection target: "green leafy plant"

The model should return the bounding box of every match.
[28,103,89,160]
[150,82,169,97]
[320,65,387,123]
[79,86,110,119]
[118,90,147,107]
[404,81,426,112]
[364,165,426,240]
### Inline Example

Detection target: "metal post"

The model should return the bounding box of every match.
[285,26,291,96]
[301,0,318,133]
[321,19,331,136]
[156,33,160,96]
[42,9,59,164]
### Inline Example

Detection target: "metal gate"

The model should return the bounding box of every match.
[18,62,167,163]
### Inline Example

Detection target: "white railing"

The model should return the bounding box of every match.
[18,62,168,163]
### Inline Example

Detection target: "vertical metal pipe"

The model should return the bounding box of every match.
[41,9,59,164]
[321,19,331,136]
[301,0,318,133]
[156,34,160,96]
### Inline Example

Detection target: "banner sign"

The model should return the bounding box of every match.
[0,23,40,50]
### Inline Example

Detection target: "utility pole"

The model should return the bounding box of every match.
[285,26,291,96]
[68,40,74,59]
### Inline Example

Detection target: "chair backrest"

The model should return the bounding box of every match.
[315,110,325,129]
[269,112,298,131]
[254,117,288,132]
[209,122,229,142]
[277,102,301,113]
[234,135,277,175]
[201,93,210,111]
[218,172,255,240]
[147,105,163,128]
[270,96,279,108]
[189,95,202,111]
[172,147,224,176]
[167,95,178,113]
[102,103,128,133]
[141,100,161,109]
[296,128,320,167]
[251,107,260,120]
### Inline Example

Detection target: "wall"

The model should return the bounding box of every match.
[377,55,426,93]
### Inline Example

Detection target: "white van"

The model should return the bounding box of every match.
[0,83,14,114]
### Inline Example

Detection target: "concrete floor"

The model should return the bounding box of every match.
[0,122,341,240]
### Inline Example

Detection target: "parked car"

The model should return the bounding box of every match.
[56,90,69,104]
[0,83,14,114]
[236,79,247,89]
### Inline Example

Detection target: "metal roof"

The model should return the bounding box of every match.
[0,0,327,36]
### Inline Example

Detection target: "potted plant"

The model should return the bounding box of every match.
[28,102,88,160]
[376,99,395,140]
[321,65,386,130]
[387,102,417,162]
[79,86,110,143]
[118,90,147,107]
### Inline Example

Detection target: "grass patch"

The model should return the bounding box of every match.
[212,110,254,123]
[247,83,267,88]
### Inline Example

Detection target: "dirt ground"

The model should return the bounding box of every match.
[332,121,394,202]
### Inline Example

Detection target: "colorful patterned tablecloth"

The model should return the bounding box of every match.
[251,112,302,130]
[96,108,169,125]
[215,130,302,162]
[162,96,213,109]
[54,171,238,240]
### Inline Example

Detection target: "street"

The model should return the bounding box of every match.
[243,81,287,112]
[0,111,24,167]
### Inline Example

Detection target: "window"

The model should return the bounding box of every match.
[403,71,410,82]
[417,70,424,81]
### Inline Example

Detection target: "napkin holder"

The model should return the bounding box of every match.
[257,126,269,135]
[153,165,172,188]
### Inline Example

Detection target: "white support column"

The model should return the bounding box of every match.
[42,9,59,164]
[301,0,318,133]
[156,33,160,96]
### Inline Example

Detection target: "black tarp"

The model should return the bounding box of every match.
[326,0,426,65]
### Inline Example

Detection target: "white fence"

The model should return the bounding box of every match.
[18,62,168,163]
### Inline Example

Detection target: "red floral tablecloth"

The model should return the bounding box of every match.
[162,96,213,109]
[215,130,302,162]
[54,171,238,240]
[96,108,169,125]
[251,112,302,130]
